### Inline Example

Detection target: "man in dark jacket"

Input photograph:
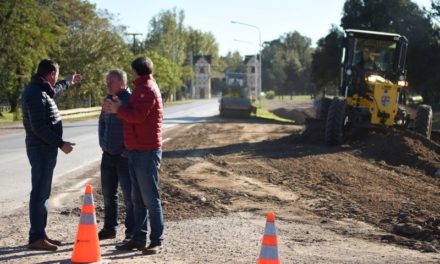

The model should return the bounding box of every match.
[21,59,80,251]
[98,69,136,243]
[103,57,164,255]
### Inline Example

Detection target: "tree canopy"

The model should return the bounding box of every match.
[0,0,130,110]
[262,31,315,95]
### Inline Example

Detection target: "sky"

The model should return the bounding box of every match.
[89,0,432,56]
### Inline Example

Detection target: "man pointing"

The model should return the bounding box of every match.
[22,59,81,250]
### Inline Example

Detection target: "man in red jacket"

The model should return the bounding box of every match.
[102,57,164,255]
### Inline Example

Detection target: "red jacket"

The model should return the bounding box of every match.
[117,75,163,150]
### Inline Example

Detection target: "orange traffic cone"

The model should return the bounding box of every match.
[258,212,280,264]
[70,184,109,264]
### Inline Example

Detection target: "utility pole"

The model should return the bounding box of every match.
[125,33,142,54]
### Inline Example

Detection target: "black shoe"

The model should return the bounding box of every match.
[115,239,146,251]
[98,229,116,240]
[142,242,163,255]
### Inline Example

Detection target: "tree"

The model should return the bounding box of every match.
[427,0,440,103]
[41,0,131,108]
[143,8,223,99]
[283,32,314,95]
[311,26,344,91]
[145,8,187,65]
[262,41,287,94]
[0,0,58,112]
[219,51,245,72]
[184,27,221,71]
[139,51,182,99]
[261,31,314,95]
[0,0,132,111]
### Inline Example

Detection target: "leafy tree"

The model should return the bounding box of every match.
[40,0,131,108]
[262,41,287,94]
[145,8,187,65]
[184,27,221,71]
[283,32,314,95]
[139,51,182,99]
[311,26,344,91]
[219,51,245,72]
[0,0,58,112]
[0,0,132,111]
[143,8,223,99]
[261,31,314,95]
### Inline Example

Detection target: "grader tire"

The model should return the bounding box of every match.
[317,97,332,120]
[325,98,348,146]
[415,104,433,139]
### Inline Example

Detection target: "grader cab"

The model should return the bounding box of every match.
[319,29,433,145]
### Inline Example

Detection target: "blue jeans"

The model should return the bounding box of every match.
[100,152,134,235]
[127,150,164,244]
[26,145,58,244]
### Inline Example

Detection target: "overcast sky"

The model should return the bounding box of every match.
[89,0,432,56]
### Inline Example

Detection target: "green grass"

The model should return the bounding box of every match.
[269,95,312,102]
[260,95,312,108]
[164,99,193,106]
[252,107,295,123]
[0,111,18,123]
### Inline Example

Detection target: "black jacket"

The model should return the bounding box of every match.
[21,75,70,148]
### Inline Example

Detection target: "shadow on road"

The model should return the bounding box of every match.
[0,245,71,263]
[0,241,124,263]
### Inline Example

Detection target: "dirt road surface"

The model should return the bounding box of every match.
[1,117,440,263]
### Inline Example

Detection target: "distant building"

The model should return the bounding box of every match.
[193,55,212,99]
[245,55,261,100]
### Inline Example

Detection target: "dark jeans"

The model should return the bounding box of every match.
[26,145,58,243]
[100,152,134,235]
[127,150,164,244]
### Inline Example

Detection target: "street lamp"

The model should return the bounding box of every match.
[231,21,262,99]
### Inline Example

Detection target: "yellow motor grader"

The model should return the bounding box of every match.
[318,29,433,145]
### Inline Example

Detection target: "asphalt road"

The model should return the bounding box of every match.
[0,99,219,214]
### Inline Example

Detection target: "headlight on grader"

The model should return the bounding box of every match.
[397,80,408,87]
[366,75,387,83]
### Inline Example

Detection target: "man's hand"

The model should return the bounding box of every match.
[68,73,82,85]
[102,97,121,114]
[61,142,76,154]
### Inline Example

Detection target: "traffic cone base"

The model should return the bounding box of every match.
[70,260,111,264]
